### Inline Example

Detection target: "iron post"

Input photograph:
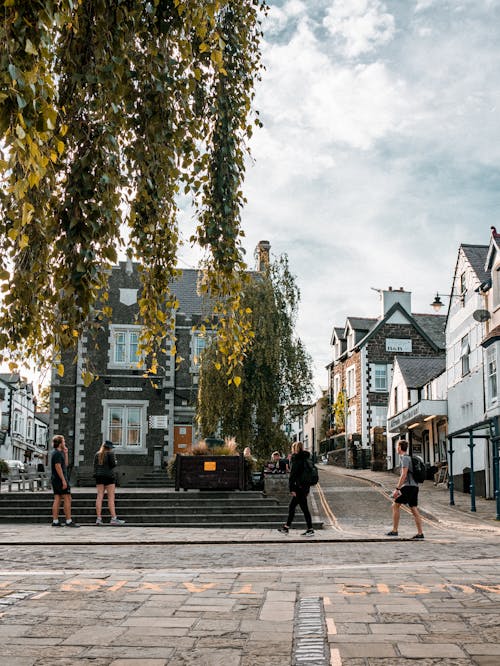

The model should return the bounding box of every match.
[467,429,476,512]
[447,435,455,506]
[491,416,500,521]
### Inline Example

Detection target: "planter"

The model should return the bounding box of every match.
[263,474,290,502]
[175,454,244,491]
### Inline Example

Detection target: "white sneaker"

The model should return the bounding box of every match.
[96,517,103,525]
[110,517,125,526]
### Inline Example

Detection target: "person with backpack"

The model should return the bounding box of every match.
[277,441,315,537]
[387,439,424,539]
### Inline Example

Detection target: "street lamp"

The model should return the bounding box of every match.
[430,292,465,312]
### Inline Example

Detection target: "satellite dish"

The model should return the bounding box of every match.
[473,309,491,322]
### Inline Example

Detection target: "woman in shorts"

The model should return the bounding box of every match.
[94,440,125,526]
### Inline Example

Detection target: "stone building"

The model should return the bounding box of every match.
[327,288,446,456]
[51,243,271,486]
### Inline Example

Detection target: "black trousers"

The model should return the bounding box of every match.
[286,488,312,529]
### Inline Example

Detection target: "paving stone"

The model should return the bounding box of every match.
[167,649,241,665]
[465,644,500,655]
[63,625,126,645]
[122,616,195,627]
[369,622,427,634]
[398,642,467,658]
[109,659,167,666]
[338,643,397,658]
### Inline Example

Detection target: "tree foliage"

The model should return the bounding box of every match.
[197,254,313,459]
[0,0,267,379]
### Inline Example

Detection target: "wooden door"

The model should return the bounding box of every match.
[174,425,193,455]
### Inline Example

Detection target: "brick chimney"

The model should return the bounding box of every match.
[255,240,271,272]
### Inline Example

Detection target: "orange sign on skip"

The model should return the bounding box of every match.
[204,461,216,471]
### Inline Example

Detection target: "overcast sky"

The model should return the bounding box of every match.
[198,0,500,394]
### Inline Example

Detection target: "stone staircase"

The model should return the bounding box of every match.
[121,470,174,488]
[0,490,323,529]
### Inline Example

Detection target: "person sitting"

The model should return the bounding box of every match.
[264,451,287,474]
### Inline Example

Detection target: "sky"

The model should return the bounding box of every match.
[5,1,500,396]
[180,0,500,394]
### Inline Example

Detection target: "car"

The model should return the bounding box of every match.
[5,460,26,474]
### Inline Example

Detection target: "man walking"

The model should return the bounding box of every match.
[387,439,424,539]
[51,435,80,528]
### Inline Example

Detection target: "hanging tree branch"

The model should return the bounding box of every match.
[0,0,268,381]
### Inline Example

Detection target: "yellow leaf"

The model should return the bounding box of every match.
[57,140,64,155]
[7,228,18,241]
[214,362,221,371]
[57,364,64,377]
[50,151,58,162]
[233,376,241,387]
[60,124,69,137]
[82,370,94,387]
[19,234,29,249]
[25,39,38,55]
[227,378,232,386]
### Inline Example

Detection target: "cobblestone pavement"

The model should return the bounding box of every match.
[0,466,498,665]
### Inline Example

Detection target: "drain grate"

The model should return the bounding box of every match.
[292,596,330,665]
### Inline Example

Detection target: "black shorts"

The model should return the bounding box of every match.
[52,480,71,496]
[395,485,419,507]
[95,476,115,486]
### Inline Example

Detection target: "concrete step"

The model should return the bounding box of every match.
[0,490,322,529]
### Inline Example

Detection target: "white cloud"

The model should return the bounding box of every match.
[323,0,395,58]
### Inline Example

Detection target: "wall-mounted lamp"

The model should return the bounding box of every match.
[430,292,464,312]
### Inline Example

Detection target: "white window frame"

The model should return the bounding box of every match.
[13,410,24,437]
[333,374,341,401]
[371,405,387,428]
[346,367,356,398]
[461,334,470,377]
[487,346,497,405]
[108,325,144,369]
[347,406,356,434]
[191,331,213,370]
[102,400,149,453]
[494,266,500,310]
[372,364,387,392]
[26,417,34,441]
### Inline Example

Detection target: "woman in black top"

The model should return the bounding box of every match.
[94,440,125,525]
[277,441,314,536]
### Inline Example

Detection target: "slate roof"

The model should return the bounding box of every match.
[35,412,50,425]
[396,356,446,389]
[413,314,446,350]
[346,317,377,332]
[461,244,489,284]
[170,269,208,315]
[0,373,21,385]
[334,327,345,341]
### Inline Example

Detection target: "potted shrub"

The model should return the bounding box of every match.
[171,438,245,491]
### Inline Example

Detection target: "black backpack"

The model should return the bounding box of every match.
[301,457,319,486]
[411,455,426,484]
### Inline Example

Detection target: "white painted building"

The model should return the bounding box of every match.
[445,243,491,496]
[0,374,47,465]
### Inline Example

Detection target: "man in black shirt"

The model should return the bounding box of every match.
[50,435,79,527]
